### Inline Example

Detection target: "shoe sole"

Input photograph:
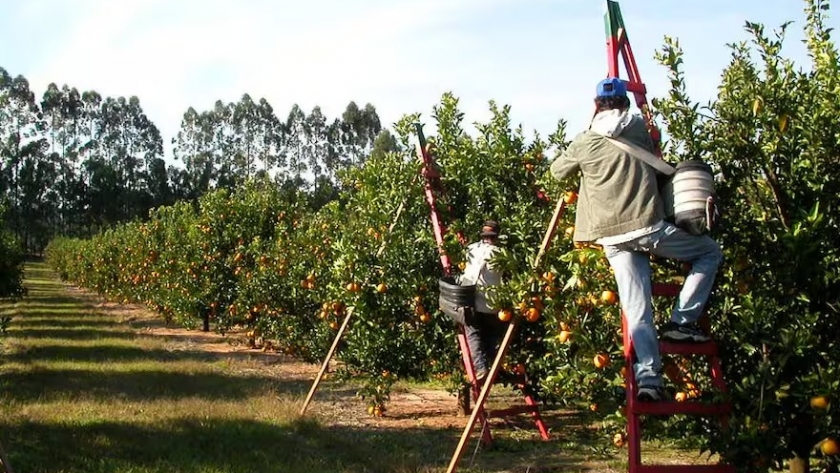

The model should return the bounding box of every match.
[661,331,710,343]
[637,393,664,402]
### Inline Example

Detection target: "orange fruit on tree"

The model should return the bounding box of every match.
[675,392,688,402]
[811,395,830,410]
[563,191,578,205]
[419,313,432,323]
[601,290,618,305]
[346,282,361,292]
[558,330,572,343]
[498,309,513,322]
[593,353,610,369]
[524,307,541,322]
[375,283,387,293]
[820,438,838,456]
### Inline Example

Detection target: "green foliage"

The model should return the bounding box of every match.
[650,0,840,469]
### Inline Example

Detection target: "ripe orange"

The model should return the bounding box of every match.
[563,191,578,205]
[593,353,610,369]
[498,309,513,322]
[346,282,361,292]
[820,438,838,456]
[558,330,572,343]
[375,283,387,293]
[419,313,432,323]
[675,392,688,402]
[600,290,618,305]
[524,307,541,322]
[810,395,830,410]
[613,432,625,448]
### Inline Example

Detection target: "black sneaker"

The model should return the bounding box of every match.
[637,385,668,402]
[660,322,710,343]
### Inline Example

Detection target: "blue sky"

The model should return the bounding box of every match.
[0,0,834,163]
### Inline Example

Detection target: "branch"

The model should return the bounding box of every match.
[763,164,791,229]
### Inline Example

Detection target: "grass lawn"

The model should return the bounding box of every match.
[0,262,711,473]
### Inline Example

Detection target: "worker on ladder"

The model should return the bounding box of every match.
[458,219,506,384]
[548,77,723,402]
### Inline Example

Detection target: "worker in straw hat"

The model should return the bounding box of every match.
[458,219,506,383]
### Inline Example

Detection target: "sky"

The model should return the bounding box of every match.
[0,0,834,164]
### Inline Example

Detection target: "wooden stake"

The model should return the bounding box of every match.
[300,305,355,415]
[444,196,567,473]
[299,179,414,416]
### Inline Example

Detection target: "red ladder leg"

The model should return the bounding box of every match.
[621,283,735,473]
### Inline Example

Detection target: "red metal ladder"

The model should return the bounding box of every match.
[413,123,550,449]
[606,2,734,472]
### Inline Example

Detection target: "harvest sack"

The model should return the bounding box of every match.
[606,137,719,235]
[438,276,476,325]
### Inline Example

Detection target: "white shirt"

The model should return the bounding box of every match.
[459,241,502,313]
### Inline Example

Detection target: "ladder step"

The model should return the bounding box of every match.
[652,282,681,297]
[638,464,736,473]
[660,340,719,356]
[633,400,732,416]
[487,405,539,418]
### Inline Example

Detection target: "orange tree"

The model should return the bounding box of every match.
[1,210,25,333]
[646,1,840,470]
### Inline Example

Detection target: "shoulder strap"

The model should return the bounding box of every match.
[606,136,676,176]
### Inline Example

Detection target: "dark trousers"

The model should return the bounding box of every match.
[464,311,507,374]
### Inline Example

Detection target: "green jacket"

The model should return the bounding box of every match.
[550,111,665,242]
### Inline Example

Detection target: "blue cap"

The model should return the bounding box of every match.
[596,77,627,98]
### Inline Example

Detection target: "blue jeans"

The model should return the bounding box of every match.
[602,223,723,387]
[464,311,506,374]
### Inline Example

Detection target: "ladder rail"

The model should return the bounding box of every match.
[606,2,734,473]
[414,123,552,457]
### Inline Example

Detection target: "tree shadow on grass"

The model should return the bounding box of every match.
[9,318,121,328]
[3,343,237,364]
[5,327,139,341]
[0,366,319,402]
[0,416,596,473]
